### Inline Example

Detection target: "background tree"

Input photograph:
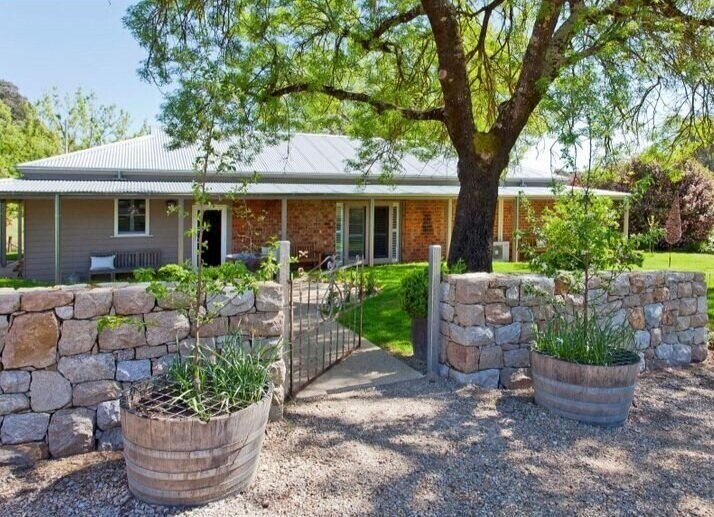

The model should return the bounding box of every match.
[126,0,713,271]
[36,87,149,153]
[0,79,30,122]
[597,159,714,249]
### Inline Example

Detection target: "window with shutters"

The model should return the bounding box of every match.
[390,203,400,262]
[335,203,344,263]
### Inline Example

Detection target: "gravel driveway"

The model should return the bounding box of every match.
[1,363,713,516]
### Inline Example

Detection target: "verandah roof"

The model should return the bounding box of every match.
[0,179,628,199]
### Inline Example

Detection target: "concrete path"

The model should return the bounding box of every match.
[295,338,423,400]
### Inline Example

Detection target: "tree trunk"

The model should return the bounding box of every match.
[448,156,502,272]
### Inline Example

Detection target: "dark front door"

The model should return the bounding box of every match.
[373,206,389,260]
[200,210,222,266]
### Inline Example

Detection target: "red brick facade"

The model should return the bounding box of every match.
[401,200,449,262]
[230,197,555,262]
[231,200,281,253]
[285,200,336,256]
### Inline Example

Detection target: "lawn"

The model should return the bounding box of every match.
[352,252,714,358]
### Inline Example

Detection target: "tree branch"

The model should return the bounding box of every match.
[268,84,445,121]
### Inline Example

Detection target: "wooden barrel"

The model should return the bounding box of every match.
[531,351,640,427]
[120,385,272,506]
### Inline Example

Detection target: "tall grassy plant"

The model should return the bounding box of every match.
[536,313,637,366]
[168,334,279,420]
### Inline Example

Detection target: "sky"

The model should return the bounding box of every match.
[0,0,162,130]
[0,0,563,171]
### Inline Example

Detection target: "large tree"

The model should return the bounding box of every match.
[125,0,713,271]
[36,87,149,153]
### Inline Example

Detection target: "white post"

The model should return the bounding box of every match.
[623,199,630,239]
[0,200,6,268]
[427,244,442,380]
[514,196,521,262]
[497,198,504,242]
[281,198,288,240]
[177,199,185,263]
[446,198,453,256]
[277,240,291,343]
[17,201,23,263]
[368,198,375,266]
[54,194,61,284]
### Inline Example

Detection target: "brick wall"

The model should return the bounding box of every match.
[286,200,336,257]
[439,271,709,389]
[231,200,282,253]
[401,200,449,262]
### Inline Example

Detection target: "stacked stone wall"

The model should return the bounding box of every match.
[0,282,285,462]
[439,271,709,389]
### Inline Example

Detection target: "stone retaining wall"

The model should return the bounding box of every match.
[439,271,709,389]
[0,282,285,463]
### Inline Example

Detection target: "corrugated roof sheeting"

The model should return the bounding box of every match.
[0,178,629,199]
[18,131,569,183]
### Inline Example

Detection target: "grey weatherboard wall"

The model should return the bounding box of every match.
[24,198,204,282]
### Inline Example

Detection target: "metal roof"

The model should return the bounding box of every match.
[18,130,569,184]
[0,178,629,199]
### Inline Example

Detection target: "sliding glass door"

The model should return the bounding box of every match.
[346,205,367,261]
[335,202,400,264]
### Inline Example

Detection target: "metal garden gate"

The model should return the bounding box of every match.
[286,255,365,396]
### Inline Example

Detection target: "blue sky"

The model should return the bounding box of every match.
[0,0,564,170]
[0,0,162,129]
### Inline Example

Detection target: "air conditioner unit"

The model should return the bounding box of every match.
[493,241,510,262]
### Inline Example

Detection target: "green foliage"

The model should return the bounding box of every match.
[523,189,643,365]
[0,100,59,177]
[364,269,379,296]
[597,159,714,248]
[524,190,643,285]
[35,87,148,153]
[399,267,429,320]
[132,254,278,328]
[443,258,467,275]
[534,312,639,366]
[124,0,713,270]
[166,333,279,420]
[96,315,145,333]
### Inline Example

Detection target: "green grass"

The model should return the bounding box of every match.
[350,252,714,357]
[0,277,46,289]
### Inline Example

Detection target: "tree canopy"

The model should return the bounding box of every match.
[125,0,714,270]
[36,87,149,153]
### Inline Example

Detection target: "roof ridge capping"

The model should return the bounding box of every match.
[18,132,156,168]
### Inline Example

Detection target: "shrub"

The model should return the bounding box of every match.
[597,159,714,248]
[523,189,643,366]
[400,267,429,319]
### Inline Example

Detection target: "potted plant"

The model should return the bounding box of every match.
[523,187,644,426]
[103,58,283,503]
[400,267,429,361]
[121,334,277,505]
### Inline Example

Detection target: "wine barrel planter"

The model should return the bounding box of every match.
[531,350,641,427]
[411,317,428,361]
[120,384,273,506]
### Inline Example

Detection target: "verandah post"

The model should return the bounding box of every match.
[277,240,291,344]
[427,244,442,380]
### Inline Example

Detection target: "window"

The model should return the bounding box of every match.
[115,199,149,236]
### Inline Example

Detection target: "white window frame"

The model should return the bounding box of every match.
[191,204,229,267]
[113,198,151,237]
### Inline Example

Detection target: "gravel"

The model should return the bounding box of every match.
[1,363,713,516]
